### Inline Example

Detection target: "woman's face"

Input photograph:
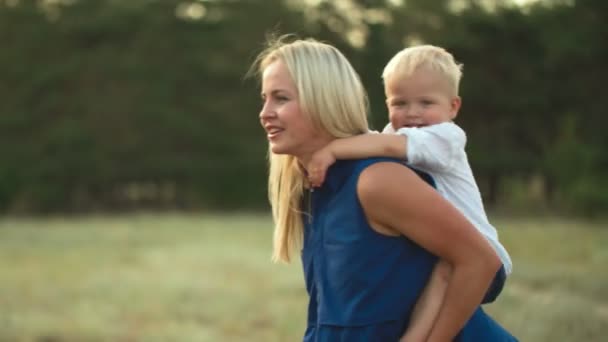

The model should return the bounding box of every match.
[259,60,327,160]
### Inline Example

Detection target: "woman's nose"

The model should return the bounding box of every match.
[259,101,276,121]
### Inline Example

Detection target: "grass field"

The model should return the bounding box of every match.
[0,213,606,341]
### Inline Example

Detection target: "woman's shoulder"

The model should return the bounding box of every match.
[325,158,435,195]
[349,158,435,188]
[324,158,404,192]
[356,160,435,202]
[348,156,405,172]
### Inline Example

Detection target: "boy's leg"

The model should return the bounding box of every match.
[400,259,452,342]
[481,265,506,304]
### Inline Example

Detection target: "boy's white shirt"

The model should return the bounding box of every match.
[382,121,513,274]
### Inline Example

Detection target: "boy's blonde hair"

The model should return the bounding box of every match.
[382,45,463,96]
[250,35,369,263]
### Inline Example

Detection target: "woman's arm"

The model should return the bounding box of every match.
[357,161,501,342]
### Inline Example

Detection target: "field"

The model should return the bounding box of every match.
[0,213,606,341]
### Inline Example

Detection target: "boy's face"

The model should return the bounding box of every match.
[385,67,461,129]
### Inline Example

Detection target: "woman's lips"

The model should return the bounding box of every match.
[266,127,284,140]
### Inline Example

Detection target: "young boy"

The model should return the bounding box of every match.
[307,45,512,341]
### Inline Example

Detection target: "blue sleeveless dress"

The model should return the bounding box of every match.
[301,157,517,341]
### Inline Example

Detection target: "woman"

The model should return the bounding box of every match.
[253,36,517,341]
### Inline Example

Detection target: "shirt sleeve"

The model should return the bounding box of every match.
[382,123,395,133]
[395,122,466,172]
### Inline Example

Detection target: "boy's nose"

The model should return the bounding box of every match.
[405,105,420,117]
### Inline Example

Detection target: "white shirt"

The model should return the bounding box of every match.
[383,122,513,274]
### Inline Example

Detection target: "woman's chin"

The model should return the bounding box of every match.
[269,144,288,155]
[269,140,302,156]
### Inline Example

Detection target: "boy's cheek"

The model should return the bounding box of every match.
[388,112,401,130]
[388,109,401,121]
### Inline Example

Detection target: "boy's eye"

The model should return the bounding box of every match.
[421,100,433,106]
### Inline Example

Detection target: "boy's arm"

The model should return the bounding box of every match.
[307,133,407,187]
[400,260,451,342]
[396,122,466,172]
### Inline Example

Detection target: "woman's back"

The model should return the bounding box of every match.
[302,157,517,341]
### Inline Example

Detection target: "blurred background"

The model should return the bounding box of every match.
[0,0,606,341]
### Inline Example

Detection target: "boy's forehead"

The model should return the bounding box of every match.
[385,69,452,95]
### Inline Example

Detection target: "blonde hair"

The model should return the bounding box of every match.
[251,35,369,263]
[382,45,463,96]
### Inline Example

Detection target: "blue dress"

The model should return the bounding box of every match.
[301,157,517,341]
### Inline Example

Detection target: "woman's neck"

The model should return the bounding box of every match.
[296,136,334,170]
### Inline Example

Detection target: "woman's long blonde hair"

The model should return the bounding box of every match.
[251,35,369,263]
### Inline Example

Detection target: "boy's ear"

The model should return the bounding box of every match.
[450,96,462,119]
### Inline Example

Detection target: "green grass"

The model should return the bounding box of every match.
[0,214,606,341]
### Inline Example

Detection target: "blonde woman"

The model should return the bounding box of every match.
[252,36,517,341]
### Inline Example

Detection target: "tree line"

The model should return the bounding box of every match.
[0,0,605,215]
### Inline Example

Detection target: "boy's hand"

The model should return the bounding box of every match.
[307,147,336,187]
